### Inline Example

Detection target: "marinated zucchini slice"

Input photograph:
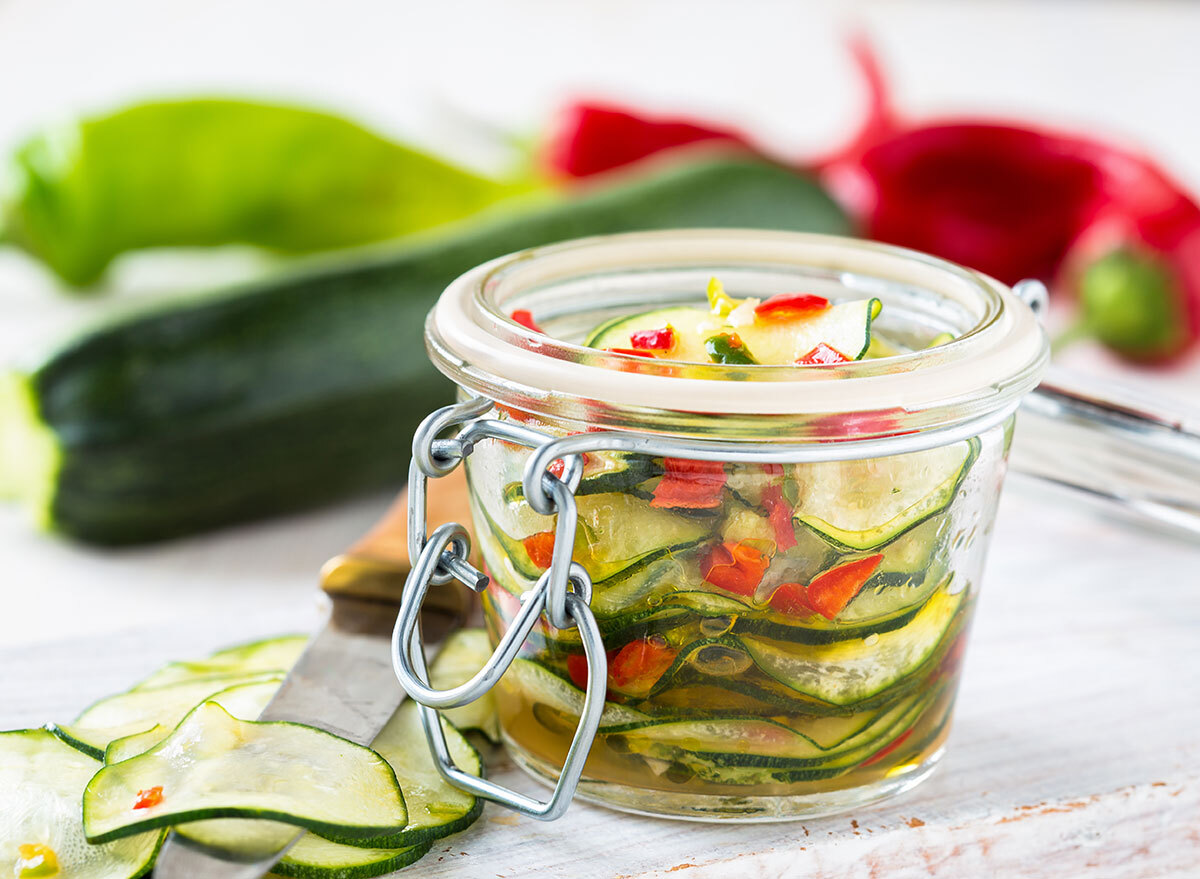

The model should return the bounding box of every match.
[102,678,282,764]
[430,629,500,741]
[502,455,662,503]
[82,702,407,844]
[52,672,283,759]
[132,635,306,690]
[506,658,649,728]
[793,439,978,551]
[740,587,966,706]
[0,728,164,879]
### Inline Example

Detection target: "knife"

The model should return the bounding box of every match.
[154,469,476,878]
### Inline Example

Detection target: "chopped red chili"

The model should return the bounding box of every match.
[608,636,678,696]
[862,725,917,767]
[701,540,770,598]
[629,325,676,351]
[521,531,557,569]
[651,458,727,509]
[133,786,164,810]
[761,484,797,550]
[511,309,545,333]
[804,554,884,620]
[604,346,656,357]
[797,342,850,365]
[754,292,830,321]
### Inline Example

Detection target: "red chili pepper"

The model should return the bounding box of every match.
[510,309,544,334]
[541,101,754,179]
[651,458,727,510]
[522,530,556,569]
[565,653,590,690]
[604,346,656,358]
[629,325,676,352]
[548,452,590,480]
[768,554,883,619]
[761,484,797,550]
[1057,187,1200,361]
[861,725,917,767]
[754,292,830,322]
[133,786,164,810]
[701,540,770,598]
[797,343,849,365]
[804,554,884,620]
[608,635,677,696]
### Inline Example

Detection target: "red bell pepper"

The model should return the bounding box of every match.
[629,325,677,352]
[754,292,830,322]
[651,458,727,510]
[701,540,770,599]
[604,346,656,358]
[522,530,556,570]
[608,636,678,696]
[797,342,849,365]
[541,101,753,179]
[761,484,797,551]
[768,554,883,619]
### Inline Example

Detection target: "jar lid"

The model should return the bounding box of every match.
[426,230,1049,442]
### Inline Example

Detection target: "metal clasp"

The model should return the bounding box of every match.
[392,397,603,820]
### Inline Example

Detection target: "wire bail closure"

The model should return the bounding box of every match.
[392,397,602,820]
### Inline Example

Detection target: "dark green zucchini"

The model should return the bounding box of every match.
[0,156,851,544]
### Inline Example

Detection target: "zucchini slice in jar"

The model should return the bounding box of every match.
[502,455,663,503]
[51,672,283,759]
[82,702,407,844]
[506,658,649,728]
[0,729,164,879]
[739,587,966,706]
[792,439,979,551]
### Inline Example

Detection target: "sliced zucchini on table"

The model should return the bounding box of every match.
[272,836,431,879]
[132,634,306,690]
[102,678,282,764]
[0,728,163,879]
[52,671,283,759]
[792,439,978,551]
[82,702,407,844]
[430,629,500,741]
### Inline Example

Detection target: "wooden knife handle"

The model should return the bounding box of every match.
[320,467,475,604]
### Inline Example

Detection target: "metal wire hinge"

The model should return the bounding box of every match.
[391,397,605,821]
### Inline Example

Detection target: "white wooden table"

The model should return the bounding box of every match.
[2,2,1200,876]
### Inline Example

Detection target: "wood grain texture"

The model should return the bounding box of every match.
[3,483,1197,878]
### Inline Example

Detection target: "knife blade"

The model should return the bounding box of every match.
[154,469,475,879]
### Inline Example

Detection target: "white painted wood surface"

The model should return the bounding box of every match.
[2,2,1199,876]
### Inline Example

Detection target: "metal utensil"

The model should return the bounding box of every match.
[153,471,476,879]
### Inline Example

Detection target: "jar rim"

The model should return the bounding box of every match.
[426,230,1049,442]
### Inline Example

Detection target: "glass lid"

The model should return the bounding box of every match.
[425,230,1049,442]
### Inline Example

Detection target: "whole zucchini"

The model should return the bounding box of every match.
[0,156,851,544]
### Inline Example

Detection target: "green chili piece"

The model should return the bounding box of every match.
[705,332,758,365]
[0,99,531,287]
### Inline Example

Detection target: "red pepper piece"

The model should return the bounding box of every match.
[565,653,590,690]
[133,786,164,810]
[548,452,590,480]
[761,463,784,477]
[608,635,677,696]
[522,531,556,569]
[797,343,850,365]
[510,309,544,334]
[604,346,656,358]
[861,725,917,767]
[701,541,770,598]
[651,458,727,509]
[629,325,676,352]
[802,554,884,620]
[541,101,753,179]
[761,484,797,551]
[766,581,810,616]
[754,292,830,321]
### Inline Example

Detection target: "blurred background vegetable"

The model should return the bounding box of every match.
[0,98,532,288]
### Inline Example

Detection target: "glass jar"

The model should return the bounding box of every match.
[409,230,1048,821]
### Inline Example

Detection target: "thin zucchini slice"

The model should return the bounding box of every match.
[505,658,649,728]
[132,635,306,690]
[0,728,164,879]
[502,455,662,503]
[740,587,966,706]
[82,702,407,845]
[583,305,713,360]
[430,629,500,741]
[793,439,979,551]
[272,837,431,879]
[52,671,283,759]
[102,678,282,764]
[318,701,482,848]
